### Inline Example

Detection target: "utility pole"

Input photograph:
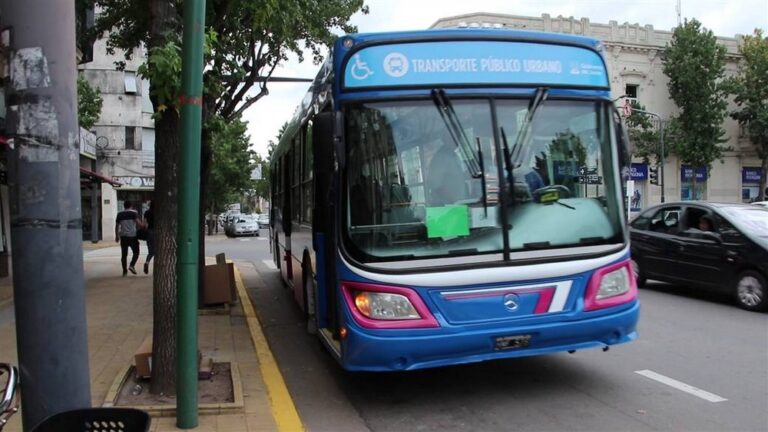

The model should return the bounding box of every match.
[626,104,666,203]
[0,0,91,429]
[177,0,206,428]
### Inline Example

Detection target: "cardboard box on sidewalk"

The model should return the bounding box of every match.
[134,336,153,379]
[203,263,235,305]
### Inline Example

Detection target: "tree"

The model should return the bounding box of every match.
[208,117,258,212]
[77,75,103,130]
[662,19,729,199]
[625,100,662,164]
[727,29,768,201]
[87,0,368,396]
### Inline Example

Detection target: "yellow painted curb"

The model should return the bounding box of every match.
[232,264,305,432]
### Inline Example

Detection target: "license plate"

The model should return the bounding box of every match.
[494,335,531,350]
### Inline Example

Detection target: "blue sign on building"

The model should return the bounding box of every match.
[680,165,707,181]
[343,41,609,89]
[742,167,763,184]
[629,163,648,180]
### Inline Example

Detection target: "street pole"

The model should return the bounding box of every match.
[0,0,91,429]
[177,0,206,428]
[628,107,665,203]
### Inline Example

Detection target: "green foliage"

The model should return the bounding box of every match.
[208,117,259,210]
[726,28,768,199]
[662,19,729,181]
[77,75,103,130]
[137,38,182,114]
[625,101,662,164]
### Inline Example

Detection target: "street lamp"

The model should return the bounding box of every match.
[619,100,666,203]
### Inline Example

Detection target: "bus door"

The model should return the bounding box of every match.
[312,111,339,336]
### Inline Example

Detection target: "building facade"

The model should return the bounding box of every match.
[80,35,155,240]
[431,13,763,214]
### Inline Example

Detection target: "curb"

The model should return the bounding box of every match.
[232,264,305,432]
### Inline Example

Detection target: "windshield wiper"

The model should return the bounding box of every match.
[511,87,548,167]
[431,89,483,178]
[476,137,488,216]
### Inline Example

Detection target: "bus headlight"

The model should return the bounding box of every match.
[584,260,637,311]
[354,291,420,320]
[341,281,440,329]
[597,267,631,300]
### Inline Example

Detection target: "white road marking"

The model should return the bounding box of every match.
[262,259,277,270]
[635,370,728,403]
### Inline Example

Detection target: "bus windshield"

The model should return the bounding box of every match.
[343,97,624,263]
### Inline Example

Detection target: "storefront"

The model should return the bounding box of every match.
[742,167,764,203]
[680,165,707,201]
[113,175,155,218]
[628,163,648,213]
[80,167,122,242]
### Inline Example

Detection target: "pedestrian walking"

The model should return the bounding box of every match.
[115,201,145,276]
[143,201,155,274]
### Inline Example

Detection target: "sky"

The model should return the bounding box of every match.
[243,0,768,158]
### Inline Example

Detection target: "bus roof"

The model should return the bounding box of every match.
[273,28,609,160]
[339,28,605,51]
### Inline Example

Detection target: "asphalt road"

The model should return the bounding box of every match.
[207,232,768,432]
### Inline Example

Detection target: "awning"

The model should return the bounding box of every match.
[79,167,122,187]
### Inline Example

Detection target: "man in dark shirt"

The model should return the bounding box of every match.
[115,201,144,276]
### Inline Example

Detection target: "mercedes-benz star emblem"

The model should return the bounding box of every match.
[503,293,520,311]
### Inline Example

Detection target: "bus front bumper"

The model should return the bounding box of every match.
[340,301,639,371]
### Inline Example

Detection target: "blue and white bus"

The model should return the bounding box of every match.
[269,28,639,371]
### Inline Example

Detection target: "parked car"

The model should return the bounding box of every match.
[232,215,260,237]
[629,201,768,311]
[257,213,270,229]
[752,201,768,209]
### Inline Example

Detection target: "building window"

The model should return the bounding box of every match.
[125,126,140,150]
[124,71,138,94]
[625,84,638,104]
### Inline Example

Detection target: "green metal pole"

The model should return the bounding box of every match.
[177,0,206,428]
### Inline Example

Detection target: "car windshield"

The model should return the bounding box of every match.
[343,98,624,263]
[721,206,768,237]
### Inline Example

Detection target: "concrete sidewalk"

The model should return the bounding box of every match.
[0,244,299,432]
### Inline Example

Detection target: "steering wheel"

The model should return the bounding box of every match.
[532,185,571,202]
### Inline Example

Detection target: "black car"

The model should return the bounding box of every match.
[630,201,768,311]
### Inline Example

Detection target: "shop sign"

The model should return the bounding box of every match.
[742,167,763,184]
[680,165,707,181]
[629,163,647,180]
[112,176,155,189]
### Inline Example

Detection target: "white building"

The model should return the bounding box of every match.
[431,13,763,212]
[80,35,155,240]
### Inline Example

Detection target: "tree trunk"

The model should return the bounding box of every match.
[148,0,180,396]
[151,108,181,396]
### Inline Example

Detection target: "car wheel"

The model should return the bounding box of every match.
[734,270,767,312]
[631,258,646,288]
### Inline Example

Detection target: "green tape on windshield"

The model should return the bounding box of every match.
[426,205,470,238]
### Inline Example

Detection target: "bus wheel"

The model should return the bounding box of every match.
[631,258,646,288]
[734,270,767,312]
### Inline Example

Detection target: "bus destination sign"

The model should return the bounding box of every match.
[343,41,609,89]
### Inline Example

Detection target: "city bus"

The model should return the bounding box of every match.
[269,28,639,371]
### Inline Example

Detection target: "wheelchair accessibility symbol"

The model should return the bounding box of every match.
[350,54,374,80]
